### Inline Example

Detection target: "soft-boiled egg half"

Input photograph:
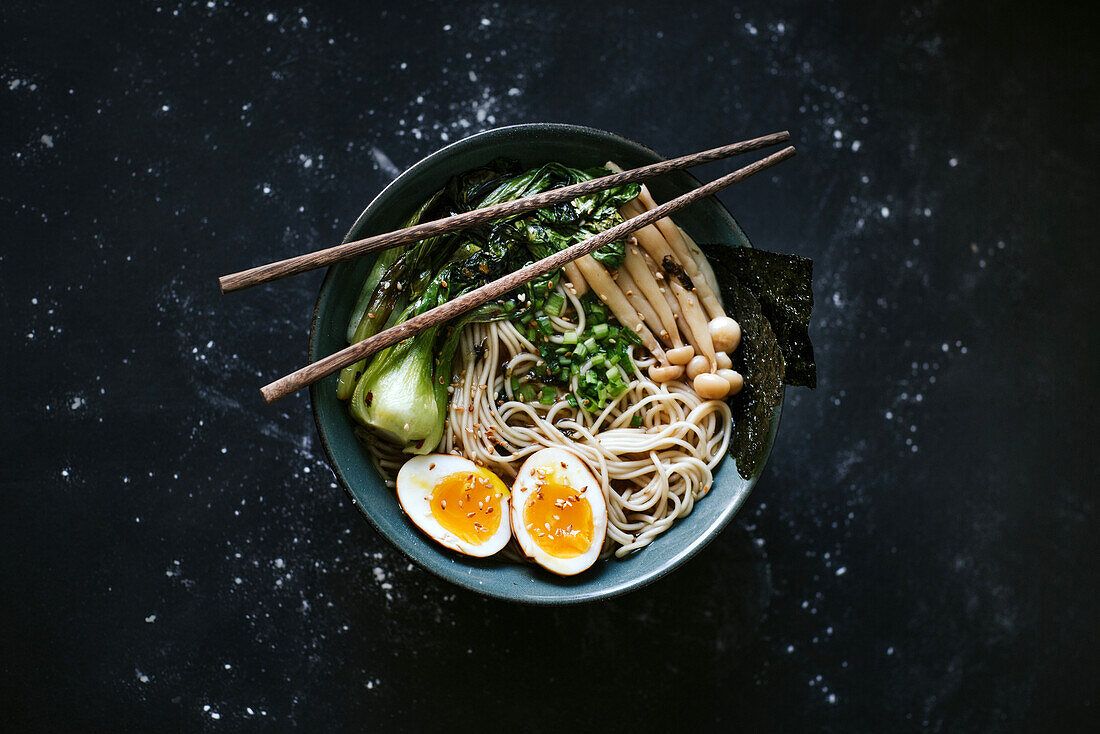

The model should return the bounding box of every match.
[511,448,608,575]
[396,454,512,557]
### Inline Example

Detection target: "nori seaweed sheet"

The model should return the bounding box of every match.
[711,265,787,480]
[718,247,817,388]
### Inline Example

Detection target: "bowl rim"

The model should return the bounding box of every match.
[309,122,781,605]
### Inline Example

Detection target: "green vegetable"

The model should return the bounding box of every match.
[543,292,566,317]
[349,328,443,453]
[339,158,649,445]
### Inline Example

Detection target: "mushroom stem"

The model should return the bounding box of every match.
[635,187,726,320]
[571,255,667,363]
[614,268,666,344]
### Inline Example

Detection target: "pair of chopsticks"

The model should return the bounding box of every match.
[219,131,796,403]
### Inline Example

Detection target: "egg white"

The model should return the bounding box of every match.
[510,447,607,575]
[396,454,511,557]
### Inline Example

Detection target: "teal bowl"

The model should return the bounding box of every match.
[309,123,781,604]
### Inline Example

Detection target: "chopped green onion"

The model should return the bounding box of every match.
[562,330,578,345]
[620,325,643,345]
[539,387,556,405]
[583,337,598,353]
[566,393,579,408]
[606,365,621,380]
[536,316,554,335]
[590,354,606,367]
[592,323,609,339]
[510,376,520,393]
[630,414,643,427]
[543,292,566,317]
[518,384,537,402]
[573,342,588,359]
[608,353,621,365]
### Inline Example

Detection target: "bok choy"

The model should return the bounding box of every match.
[340,159,640,454]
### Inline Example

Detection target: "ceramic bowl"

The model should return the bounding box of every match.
[310,123,781,604]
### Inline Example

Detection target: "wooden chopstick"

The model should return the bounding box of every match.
[219,131,791,294]
[259,145,796,404]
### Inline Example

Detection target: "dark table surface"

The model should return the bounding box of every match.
[2,1,1096,730]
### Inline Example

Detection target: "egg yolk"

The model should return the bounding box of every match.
[522,470,594,558]
[430,471,502,545]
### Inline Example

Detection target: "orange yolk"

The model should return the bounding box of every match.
[522,471,594,558]
[430,471,502,545]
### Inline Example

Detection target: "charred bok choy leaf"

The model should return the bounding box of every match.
[339,159,642,453]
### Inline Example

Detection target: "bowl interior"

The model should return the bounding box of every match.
[310,123,781,604]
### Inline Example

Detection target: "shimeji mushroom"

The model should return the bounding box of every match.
[622,240,693,364]
[570,255,681,382]
[613,267,665,339]
[635,187,725,320]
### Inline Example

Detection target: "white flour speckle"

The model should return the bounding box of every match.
[40,134,54,148]
[370,147,401,178]
[145,614,156,623]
